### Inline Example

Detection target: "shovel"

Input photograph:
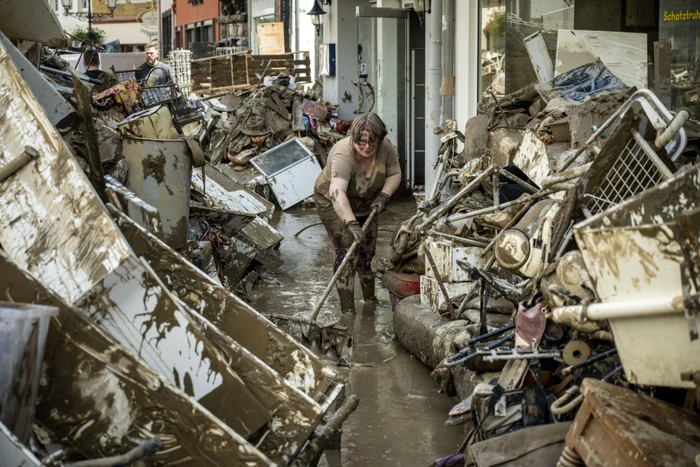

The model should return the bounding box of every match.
[269,208,378,361]
[309,206,379,322]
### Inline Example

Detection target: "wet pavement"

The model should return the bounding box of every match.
[250,197,465,467]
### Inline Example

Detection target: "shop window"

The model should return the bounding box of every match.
[481,0,506,98]
[201,25,213,43]
[495,0,575,96]
[659,0,700,119]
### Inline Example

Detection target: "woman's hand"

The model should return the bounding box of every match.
[345,220,365,244]
[370,192,391,214]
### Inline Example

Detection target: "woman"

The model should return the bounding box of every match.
[314,112,402,314]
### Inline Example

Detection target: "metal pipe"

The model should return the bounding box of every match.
[416,166,495,231]
[447,188,558,223]
[424,0,443,192]
[309,208,378,322]
[290,395,360,466]
[0,147,39,184]
[561,348,618,377]
[541,163,593,189]
[497,168,539,194]
[427,230,489,248]
[559,89,688,170]
[440,0,455,123]
[39,65,103,85]
[552,295,685,322]
[66,438,163,467]
[632,130,674,179]
[655,108,690,149]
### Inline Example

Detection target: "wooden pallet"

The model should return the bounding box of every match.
[190,51,311,94]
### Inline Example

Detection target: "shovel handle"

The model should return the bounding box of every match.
[309,207,379,322]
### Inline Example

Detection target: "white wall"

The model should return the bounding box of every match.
[102,22,152,45]
[454,0,479,132]
[295,1,316,83]
[322,0,364,119]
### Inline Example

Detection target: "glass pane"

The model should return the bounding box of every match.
[251,139,312,176]
[502,0,575,95]
[414,85,425,118]
[659,0,700,120]
[414,49,425,85]
[481,0,506,98]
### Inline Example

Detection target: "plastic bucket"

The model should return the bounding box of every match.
[0,302,57,443]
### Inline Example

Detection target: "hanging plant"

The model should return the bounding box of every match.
[72,26,107,45]
[484,11,506,37]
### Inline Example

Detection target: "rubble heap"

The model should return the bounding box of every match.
[0,25,355,466]
[383,61,700,465]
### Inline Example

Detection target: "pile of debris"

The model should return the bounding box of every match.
[206,80,347,167]
[383,61,700,465]
[0,10,356,464]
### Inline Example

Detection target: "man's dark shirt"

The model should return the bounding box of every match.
[84,69,103,80]
[135,61,173,87]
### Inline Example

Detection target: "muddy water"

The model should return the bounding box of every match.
[251,198,465,467]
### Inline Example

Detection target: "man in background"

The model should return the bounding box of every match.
[136,42,173,87]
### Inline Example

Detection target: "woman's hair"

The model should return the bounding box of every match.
[350,112,387,145]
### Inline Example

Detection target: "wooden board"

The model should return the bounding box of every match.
[257,22,285,55]
[190,52,311,92]
[567,379,700,467]
[0,36,132,303]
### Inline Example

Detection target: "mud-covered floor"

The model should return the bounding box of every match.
[251,196,465,466]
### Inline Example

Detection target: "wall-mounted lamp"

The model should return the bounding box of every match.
[61,0,117,42]
[413,0,431,13]
[307,0,331,37]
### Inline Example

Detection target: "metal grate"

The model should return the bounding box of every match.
[585,137,668,216]
[168,49,192,96]
[141,85,178,108]
[114,70,138,82]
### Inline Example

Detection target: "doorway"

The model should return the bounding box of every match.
[356,7,409,189]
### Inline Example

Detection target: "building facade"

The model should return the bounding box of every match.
[173,0,220,49]
[53,0,155,52]
[320,0,696,191]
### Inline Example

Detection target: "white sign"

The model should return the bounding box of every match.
[139,10,158,31]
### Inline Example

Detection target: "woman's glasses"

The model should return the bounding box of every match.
[356,139,376,148]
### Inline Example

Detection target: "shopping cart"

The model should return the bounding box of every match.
[570,90,689,218]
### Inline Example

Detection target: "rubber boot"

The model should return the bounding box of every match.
[359,274,377,302]
[337,287,356,314]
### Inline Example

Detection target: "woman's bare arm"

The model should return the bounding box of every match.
[381,171,402,197]
[329,177,355,223]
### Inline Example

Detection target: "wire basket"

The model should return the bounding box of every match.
[113,69,138,82]
[583,132,672,217]
[141,85,178,108]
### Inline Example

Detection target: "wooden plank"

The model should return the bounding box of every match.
[253,53,303,59]
[191,51,249,62]
[0,38,132,303]
[0,252,275,467]
[247,59,311,67]
[567,379,700,467]
[257,22,285,55]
